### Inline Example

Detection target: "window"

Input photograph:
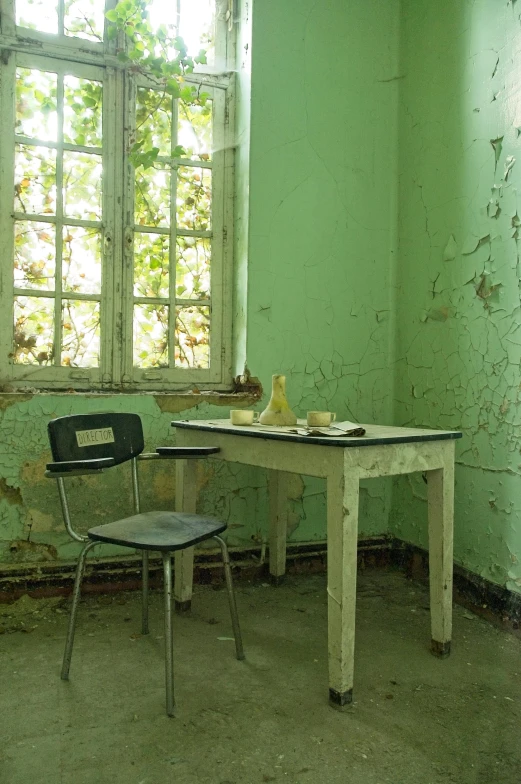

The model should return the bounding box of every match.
[0,0,234,390]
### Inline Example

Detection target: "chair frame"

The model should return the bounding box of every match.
[46,416,244,717]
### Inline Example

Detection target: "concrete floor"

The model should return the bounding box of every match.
[0,568,520,784]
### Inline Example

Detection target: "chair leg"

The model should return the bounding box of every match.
[162,552,175,717]
[61,539,98,680]
[141,550,149,635]
[214,535,245,661]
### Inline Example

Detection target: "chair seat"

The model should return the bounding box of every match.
[88,511,226,551]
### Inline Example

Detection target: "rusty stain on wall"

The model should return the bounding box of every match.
[155,389,260,415]
[0,394,32,411]
[8,540,57,563]
[0,478,22,505]
[26,508,60,535]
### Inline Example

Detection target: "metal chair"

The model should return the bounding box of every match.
[46,412,244,717]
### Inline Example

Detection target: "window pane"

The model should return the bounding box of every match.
[64,0,104,42]
[136,89,172,157]
[176,166,211,231]
[175,305,209,368]
[133,304,169,367]
[134,233,169,298]
[176,236,210,299]
[14,222,56,291]
[135,167,170,228]
[16,68,58,142]
[16,0,58,34]
[62,227,102,294]
[63,151,102,221]
[61,300,100,367]
[15,144,57,215]
[64,77,103,148]
[13,296,54,365]
[178,100,212,160]
[147,0,216,64]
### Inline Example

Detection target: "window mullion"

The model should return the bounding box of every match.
[0,0,16,36]
[168,97,179,371]
[57,0,64,37]
[103,66,123,386]
[12,212,102,229]
[120,72,136,385]
[214,0,230,71]
[220,85,235,382]
[0,48,15,380]
[53,71,64,368]
[100,65,120,386]
[205,86,228,381]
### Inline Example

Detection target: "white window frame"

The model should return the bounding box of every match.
[0,0,234,391]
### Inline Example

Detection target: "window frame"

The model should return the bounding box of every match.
[0,0,235,392]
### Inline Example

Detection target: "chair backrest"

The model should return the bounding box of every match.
[48,413,145,467]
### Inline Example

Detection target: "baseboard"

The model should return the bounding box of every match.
[0,536,390,601]
[1,535,520,635]
[392,540,521,634]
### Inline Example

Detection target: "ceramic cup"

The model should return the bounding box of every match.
[306,411,336,427]
[230,410,259,426]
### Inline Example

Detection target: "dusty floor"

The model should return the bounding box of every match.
[0,568,520,784]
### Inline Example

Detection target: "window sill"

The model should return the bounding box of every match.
[0,378,262,413]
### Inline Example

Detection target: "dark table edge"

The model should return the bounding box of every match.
[171,421,463,448]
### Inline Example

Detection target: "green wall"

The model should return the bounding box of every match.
[392,0,521,593]
[5,0,521,599]
[243,0,400,540]
[0,394,269,562]
[0,0,401,568]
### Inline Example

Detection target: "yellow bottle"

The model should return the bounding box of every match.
[259,374,297,426]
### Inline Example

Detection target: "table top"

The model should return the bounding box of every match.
[172,419,462,448]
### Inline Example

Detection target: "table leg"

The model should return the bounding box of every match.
[327,464,359,709]
[426,449,454,657]
[268,470,290,584]
[174,458,197,613]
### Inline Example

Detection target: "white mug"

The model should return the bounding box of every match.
[230,410,259,426]
[306,411,336,428]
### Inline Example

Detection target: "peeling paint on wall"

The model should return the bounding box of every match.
[393,0,521,593]
[0,478,22,505]
[0,394,273,564]
[7,0,520,599]
[0,1,401,570]
[0,1,403,573]
[8,540,57,563]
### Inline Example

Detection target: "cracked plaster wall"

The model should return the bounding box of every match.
[0,0,401,569]
[392,0,521,594]
[0,394,273,564]
[241,0,400,541]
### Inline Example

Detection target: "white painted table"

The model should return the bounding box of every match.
[171,419,461,709]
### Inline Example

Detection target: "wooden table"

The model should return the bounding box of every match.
[171,419,461,709]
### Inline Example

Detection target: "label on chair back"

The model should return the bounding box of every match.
[76,427,115,447]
